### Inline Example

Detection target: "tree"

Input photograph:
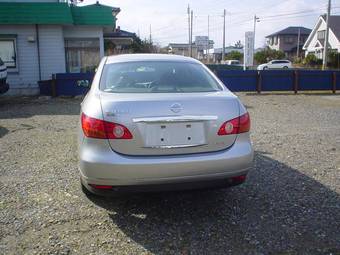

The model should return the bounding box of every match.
[234,40,243,48]
[302,54,322,67]
[129,36,156,53]
[327,50,340,69]
[225,50,243,60]
[254,48,285,64]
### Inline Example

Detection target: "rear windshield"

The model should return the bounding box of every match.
[100,61,222,93]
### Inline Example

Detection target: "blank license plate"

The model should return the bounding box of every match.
[145,122,206,148]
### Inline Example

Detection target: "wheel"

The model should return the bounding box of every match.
[263,66,268,70]
[283,66,288,69]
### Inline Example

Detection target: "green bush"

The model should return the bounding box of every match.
[327,51,340,69]
[254,48,285,64]
[225,51,243,61]
[303,54,322,66]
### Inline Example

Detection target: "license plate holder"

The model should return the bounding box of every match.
[144,122,206,148]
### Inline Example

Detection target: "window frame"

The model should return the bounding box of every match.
[64,37,100,73]
[0,36,18,72]
[284,36,294,44]
[99,61,224,93]
[317,30,326,40]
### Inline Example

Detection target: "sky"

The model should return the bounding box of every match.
[80,0,338,48]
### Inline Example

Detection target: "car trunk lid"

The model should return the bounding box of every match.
[100,91,240,156]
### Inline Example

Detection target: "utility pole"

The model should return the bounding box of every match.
[190,10,193,57]
[323,0,331,70]
[222,9,226,62]
[187,5,191,57]
[253,15,259,65]
[296,27,301,59]
[207,15,210,63]
[149,24,152,44]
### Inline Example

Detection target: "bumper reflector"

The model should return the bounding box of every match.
[89,184,113,190]
[231,174,247,183]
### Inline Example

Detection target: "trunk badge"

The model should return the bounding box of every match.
[106,109,129,116]
[170,103,182,113]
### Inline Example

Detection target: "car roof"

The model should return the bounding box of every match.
[105,54,201,64]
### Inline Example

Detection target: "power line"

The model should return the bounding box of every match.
[153,1,332,46]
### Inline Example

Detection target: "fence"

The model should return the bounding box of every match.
[39,69,339,97]
[39,73,94,97]
[216,69,339,93]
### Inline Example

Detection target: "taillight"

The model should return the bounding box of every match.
[231,174,247,183]
[218,112,250,136]
[89,184,113,190]
[81,113,133,139]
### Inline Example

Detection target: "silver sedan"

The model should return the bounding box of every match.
[79,54,253,195]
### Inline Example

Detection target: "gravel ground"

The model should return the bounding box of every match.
[0,93,339,255]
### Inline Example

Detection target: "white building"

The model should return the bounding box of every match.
[0,0,120,95]
[303,15,340,59]
[168,36,214,60]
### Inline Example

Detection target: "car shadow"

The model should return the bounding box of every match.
[86,152,340,254]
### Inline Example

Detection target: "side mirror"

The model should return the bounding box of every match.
[77,79,91,88]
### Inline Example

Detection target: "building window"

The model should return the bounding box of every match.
[284,36,294,43]
[65,38,100,73]
[317,30,325,40]
[0,38,17,70]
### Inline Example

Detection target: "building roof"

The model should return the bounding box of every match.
[303,15,340,50]
[104,29,136,38]
[323,15,340,41]
[168,43,199,49]
[266,26,312,38]
[71,3,118,26]
[0,2,118,26]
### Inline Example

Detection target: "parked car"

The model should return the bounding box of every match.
[225,60,241,66]
[79,54,253,195]
[257,60,292,70]
[0,57,9,94]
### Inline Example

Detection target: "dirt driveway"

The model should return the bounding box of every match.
[0,93,339,255]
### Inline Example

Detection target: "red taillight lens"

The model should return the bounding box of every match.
[218,112,250,136]
[231,174,247,183]
[89,184,113,190]
[238,112,251,133]
[81,113,133,139]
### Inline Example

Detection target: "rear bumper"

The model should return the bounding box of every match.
[79,132,253,188]
[82,174,248,195]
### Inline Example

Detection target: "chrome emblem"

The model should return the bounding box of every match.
[170,103,182,113]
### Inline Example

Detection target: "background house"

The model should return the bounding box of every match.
[168,43,199,58]
[0,1,119,95]
[303,15,340,59]
[168,36,213,60]
[266,26,311,59]
[210,46,243,63]
[104,26,136,55]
